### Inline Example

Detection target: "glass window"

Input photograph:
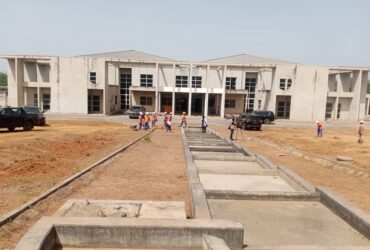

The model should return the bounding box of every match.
[225,99,236,108]
[120,73,132,110]
[280,78,292,90]
[245,78,257,92]
[176,76,188,88]
[90,72,96,84]
[192,76,202,88]
[33,93,38,106]
[226,77,236,90]
[140,74,153,87]
[140,96,153,106]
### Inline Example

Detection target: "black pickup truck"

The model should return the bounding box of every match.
[0,107,34,131]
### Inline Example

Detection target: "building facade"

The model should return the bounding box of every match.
[1,50,369,121]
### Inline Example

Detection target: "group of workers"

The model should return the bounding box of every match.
[137,111,189,131]
[316,120,365,143]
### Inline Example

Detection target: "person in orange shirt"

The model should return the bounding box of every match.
[144,113,150,130]
[179,112,187,128]
[316,121,323,137]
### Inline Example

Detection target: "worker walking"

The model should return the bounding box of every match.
[316,121,323,137]
[201,116,208,133]
[151,112,158,128]
[138,112,143,130]
[144,113,150,130]
[358,121,365,143]
[179,112,187,128]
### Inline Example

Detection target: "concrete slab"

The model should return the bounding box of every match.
[192,152,250,161]
[195,160,263,173]
[208,199,370,249]
[188,142,231,147]
[189,145,238,152]
[199,174,296,192]
[54,199,186,219]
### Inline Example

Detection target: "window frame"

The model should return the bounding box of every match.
[90,72,97,84]
[226,77,236,90]
[176,76,188,88]
[225,99,236,108]
[140,96,153,106]
[140,74,153,87]
[192,76,202,88]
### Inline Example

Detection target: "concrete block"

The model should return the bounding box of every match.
[205,190,320,201]
[194,160,264,174]
[202,234,231,250]
[317,186,370,240]
[255,154,277,169]
[189,145,238,153]
[191,183,212,220]
[199,174,296,192]
[192,152,252,161]
[16,217,244,250]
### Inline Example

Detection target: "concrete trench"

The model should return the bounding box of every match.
[183,127,370,250]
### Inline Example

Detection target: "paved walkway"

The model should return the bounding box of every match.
[184,128,370,250]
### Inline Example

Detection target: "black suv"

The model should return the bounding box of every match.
[22,106,46,126]
[237,114,262,130]
[252,110,275,124]
[0,107,34,131]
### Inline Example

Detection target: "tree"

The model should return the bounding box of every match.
[0,72,7,86]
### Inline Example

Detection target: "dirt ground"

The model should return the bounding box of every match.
[0,126,190,249]
[0,120,146,215]
[211,125,370,213]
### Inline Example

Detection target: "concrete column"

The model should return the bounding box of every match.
[37,87,41,109]
[172,89,175,115]
[158,92,162,113]
[366,97,370,115]
[188,64,193,116]
[334,96,339,120]
[220,65,227,117]
[204,65,209,117]
[155,63,159,113]
[24,88,27,106]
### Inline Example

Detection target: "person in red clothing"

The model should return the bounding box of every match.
[358,121,365,143]
[179,112,187,128]
[151,112,158,127]
[316,121,323,137]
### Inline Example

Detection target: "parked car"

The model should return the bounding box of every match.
[252,110,275,124]
[237,113,262,130]
[129,105,146,119]
[21,106,46,126]
[0,107,34,131]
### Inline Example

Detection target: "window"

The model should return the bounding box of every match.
[120,73,131,110]
[33,93,38,106]
[88,95,100,112]
[140,96,153,106]
[337,103,341,119]
[115,96,118,105]
[176,76,188,88]
[225,99,236,108]
[325,103,333,119]
[279,78,292,90]
[258,100,261,109]
[140,74,153,87]
[42,94,50,110]
[367,83,370,94]
[226,77,236,90]
[90,72,96,84]
[245,78,257,112]
[192,76,202,88]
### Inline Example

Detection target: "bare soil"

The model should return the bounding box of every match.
[211,125,370,213]
[0,121,146,216]
[0,126,190,249]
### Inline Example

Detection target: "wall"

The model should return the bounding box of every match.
[224,94,244,114]
[132,91,155,112]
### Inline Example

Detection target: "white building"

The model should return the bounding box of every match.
[1,50,369,121]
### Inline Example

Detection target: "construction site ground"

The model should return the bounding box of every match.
[0,121,191,249]
[211,125,370,213]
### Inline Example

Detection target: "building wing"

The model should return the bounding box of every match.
[204,53,298,65]
[78,50,174,62]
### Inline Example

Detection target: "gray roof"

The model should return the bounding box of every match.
[78,50,174,62]
[204,53,297,65]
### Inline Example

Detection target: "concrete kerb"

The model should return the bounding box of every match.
[277,165,316,192]
[205,190,320,201]
[202,234,231,250]
[15,217,244,250]
[0,128,156,227]
[181,128,211,219]
[316,186,370,240]
[255,153,277,169]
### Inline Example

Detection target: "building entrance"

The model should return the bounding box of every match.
[175,95,188,114]
[276,95,291,119]
[191,93,204,115]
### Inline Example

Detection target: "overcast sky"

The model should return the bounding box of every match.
[0,0,370,72]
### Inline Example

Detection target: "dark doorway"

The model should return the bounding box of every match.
[175,95,188,114]
[275,95,291,119]
[191,94,204,115]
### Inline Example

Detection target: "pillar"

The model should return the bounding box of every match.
[172,89,175,115]
[24,88,27,106]
[334,96,339,120]
[158,92,162,113]
[188,64,193,116]
[155,63,159,113]
[37,87,41,109]
[204,65,209,117]
[220,65,227,117]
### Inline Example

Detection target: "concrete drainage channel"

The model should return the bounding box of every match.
[183,127,370,250]
[13,126,370,249]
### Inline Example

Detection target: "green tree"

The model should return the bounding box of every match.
[0,72,7,86]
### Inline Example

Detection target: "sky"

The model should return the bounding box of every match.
[0,0,370,72]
